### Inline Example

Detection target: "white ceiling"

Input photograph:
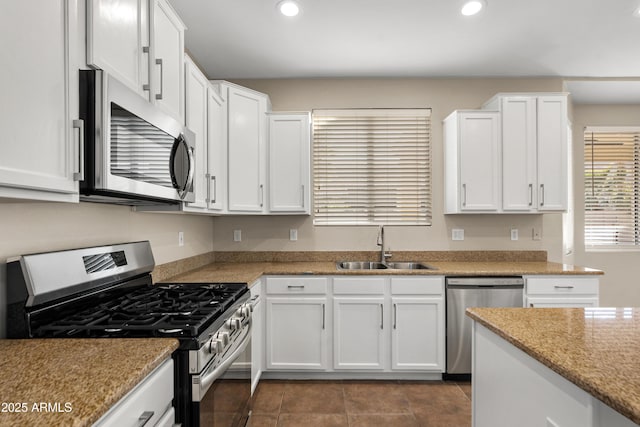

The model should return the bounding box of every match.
[169,0,640,81]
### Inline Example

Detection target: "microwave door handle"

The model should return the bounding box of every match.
[182,146,195,199]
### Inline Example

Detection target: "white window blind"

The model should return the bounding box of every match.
[313,109,431,226]
[584,127,640,248]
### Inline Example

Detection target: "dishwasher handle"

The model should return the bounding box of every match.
[446,277,524,287]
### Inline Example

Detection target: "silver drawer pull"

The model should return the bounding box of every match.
[554,285,574,289]
[287,285,305,289]
[137,411,154,427]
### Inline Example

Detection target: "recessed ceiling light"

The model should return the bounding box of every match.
[277,0,300,17]
[461,0,486,16]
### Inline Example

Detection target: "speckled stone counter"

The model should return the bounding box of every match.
[466,307,640,425]
[163,260,602,286]
[0,338,178,427]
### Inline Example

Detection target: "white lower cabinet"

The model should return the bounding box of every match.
[264,275,444,376]
[265,277,329,370]
[524,276,599,308]
[333,277,386,370]
[93,358,174,426]
[473,322,636,427]
[250,280,263,394]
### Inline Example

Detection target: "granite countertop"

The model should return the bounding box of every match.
[466,307,640,425]
[163,260,602,286]
[0,338,178,427]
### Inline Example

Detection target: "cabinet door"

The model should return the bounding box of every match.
[0,0,80,202]
[183,56,209,211]
[536,95,568,211]
[207,87,227,211]
[501,97,537,211]
[266,297,327,370]
[268,113,311,213]
[151,0,184,123]
[458,112,500,211]
[227,87,267,212]
[250,281,263,394]
[391,297,444,371]
[86,0,149,99]
[333,297,386,370]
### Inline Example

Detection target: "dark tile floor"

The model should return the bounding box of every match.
[247,380,472,427]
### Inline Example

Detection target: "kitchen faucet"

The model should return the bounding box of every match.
[377,225,392,263]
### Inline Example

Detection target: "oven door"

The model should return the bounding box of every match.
[192,320,252,427]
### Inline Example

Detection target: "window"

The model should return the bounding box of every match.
[584,127,640,248]
[313,109,431,226]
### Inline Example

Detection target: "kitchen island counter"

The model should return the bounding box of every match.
[0,338,178,427]
[467,307,640,426]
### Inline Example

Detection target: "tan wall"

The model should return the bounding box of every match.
[571,104,640,307]
[213,77,567,261]
[0,201,214,336]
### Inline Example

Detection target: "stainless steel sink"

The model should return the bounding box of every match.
[336,261,388,270]
[385,262,437,270]
[336,261,437,270]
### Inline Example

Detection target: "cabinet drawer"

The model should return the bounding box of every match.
[333,277,385,294]
[266,277,328,294]
[390,277,444,295]
[94,358,173,427]
[526,276,599,296]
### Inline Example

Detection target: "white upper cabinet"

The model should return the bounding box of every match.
[87,0,184,123]
[444,111,501,213]
[183,55,209,211]
[150,0,185,123]
[211,81,270,213]
[0,0,82,203]
[206,86,227,212]
[86,0,150,99]
[268,113,311,214]
[536,95,568,211]
[483,93,568,213]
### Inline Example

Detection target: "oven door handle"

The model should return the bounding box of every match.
[192,319,252,402]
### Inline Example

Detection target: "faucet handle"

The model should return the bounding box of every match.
[377,225,384,246]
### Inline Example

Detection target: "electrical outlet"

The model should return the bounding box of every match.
[289,229,298,241]
[532,227,542,241]
[233,230,242,242]
[452,229,465,241]
[178,231,184,247]
[511,228,518,241]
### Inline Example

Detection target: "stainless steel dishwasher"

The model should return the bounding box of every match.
[445,277,524,378]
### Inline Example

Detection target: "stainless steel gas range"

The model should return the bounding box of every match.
[7,241,252,427]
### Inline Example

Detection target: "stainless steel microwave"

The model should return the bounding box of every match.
[79,70,195,205]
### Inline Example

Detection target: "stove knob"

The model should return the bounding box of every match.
[232,318,242,329]
[208,339,223,354]
[225,318,237,331]
[242,306,252,317]
[218,331,230,346]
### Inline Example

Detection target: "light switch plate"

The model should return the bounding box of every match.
[178,231,184,246]
[452,229,465,241]
[233,230,242,242]
[510,228,518,241]
[289,229,298,241]
[532,227,542,241]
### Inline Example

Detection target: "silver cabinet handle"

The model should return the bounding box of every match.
[287,285,304,289]
[72,119,84,181]
[554,285,574,289]
[142,46,150,91]
[212,175,217,204]
[540,184,545,206]
[393,303,397,329]
[259,184,264,207]
[301,184,305,208]
[462,183,467,207]
[205,173,211,203]
[380,303,384,330]
[137,411,154,427]
[155,58,164,100]
[322,303,325,330]
[528,183,533,206]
